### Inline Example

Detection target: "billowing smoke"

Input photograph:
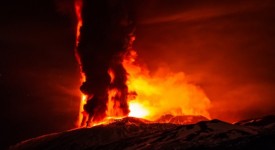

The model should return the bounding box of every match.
[76,0,136,125]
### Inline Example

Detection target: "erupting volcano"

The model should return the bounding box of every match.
[75,0,136,126]
[6,0,275,149]
[75,0,210,127]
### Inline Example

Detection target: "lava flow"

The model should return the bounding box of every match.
[74,0,211,127]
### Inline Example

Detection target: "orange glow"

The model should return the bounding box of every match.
[123,50,211,121]
[129,102,149,118]
[74,0,85,127]
[108,69,115,84]
[89,116,125,127]
[76,94,88,127]
[74,0,211,127]
[74,0,82,65]
[75,0,82,46]
[106,88,127,117]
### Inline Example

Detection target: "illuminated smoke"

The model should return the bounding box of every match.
[76,0,136,126]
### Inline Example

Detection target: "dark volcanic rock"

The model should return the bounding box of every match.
[235,115,275,127]
[10,116,275,150]
[156,114,208,124]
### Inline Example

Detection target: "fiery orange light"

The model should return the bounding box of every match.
[108,69,115,84]
[74,0,211,127]
[128,102,149,118]
[75,94,87,127]
[74,0,83,66]
[106,88,127,117]
[123,50,211,121]
[75,0,82,46]
[74,0,87,127]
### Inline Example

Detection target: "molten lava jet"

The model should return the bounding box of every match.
[75,0,211,127]
[75,0,136,126]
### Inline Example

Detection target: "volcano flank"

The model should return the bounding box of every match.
[10,115,275,150]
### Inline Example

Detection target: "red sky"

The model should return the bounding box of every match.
[0,0,274,148]
[135,0,275,122]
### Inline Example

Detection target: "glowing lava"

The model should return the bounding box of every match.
[74,0,211,127]
[129,102,149,118]
[74,0,88,127]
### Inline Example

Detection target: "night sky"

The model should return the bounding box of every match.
[0,0,80,148]
[1,0,275,148]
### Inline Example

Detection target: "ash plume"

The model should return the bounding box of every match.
[76,0,136,125]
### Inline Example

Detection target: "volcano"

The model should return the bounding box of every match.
[10,115,275,150]
[9,0,274,149]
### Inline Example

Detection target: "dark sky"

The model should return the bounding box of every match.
[0,0,80,148]
[1,0,275,148]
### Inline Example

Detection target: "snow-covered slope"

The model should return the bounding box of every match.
[10,116,275,150]
[156,114,208,124]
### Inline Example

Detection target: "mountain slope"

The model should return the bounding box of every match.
[10,116,275,150]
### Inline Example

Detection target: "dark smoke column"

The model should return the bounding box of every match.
[77,0,136,126]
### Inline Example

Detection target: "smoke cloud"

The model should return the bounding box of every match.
[76,0,136,125]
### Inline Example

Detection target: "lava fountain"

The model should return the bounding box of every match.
[75,0,135,127]
[74,0,211,127]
